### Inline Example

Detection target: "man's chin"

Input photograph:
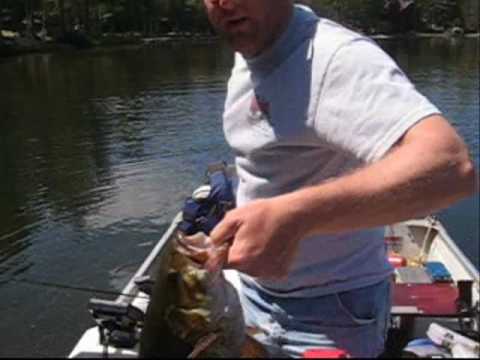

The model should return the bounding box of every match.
[227,37,259,58]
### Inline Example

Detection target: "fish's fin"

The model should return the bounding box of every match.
[187,333,220,358]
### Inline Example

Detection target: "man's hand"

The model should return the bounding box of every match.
[209,197,305,279]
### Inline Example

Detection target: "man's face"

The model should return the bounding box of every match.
[203,0,292,58]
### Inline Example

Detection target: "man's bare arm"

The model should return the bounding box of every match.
[287,114,477,237]
[210,115,477,277]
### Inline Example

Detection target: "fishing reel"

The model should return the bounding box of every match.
[88,298,145,349]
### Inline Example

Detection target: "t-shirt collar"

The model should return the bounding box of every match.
[245,5,319,79]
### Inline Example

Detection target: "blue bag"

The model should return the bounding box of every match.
[178,163,235,235]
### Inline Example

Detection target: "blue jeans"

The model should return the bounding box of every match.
[238,278,392,358]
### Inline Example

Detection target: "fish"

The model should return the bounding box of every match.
[139,231,247,358]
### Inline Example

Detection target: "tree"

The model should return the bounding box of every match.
[0,0,4,31]
[84,0,90,32]
[59,0,65,36]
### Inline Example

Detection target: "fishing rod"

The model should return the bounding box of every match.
[1,276,149,300]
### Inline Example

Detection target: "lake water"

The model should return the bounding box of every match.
[0,38,478,357]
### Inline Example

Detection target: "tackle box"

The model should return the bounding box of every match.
[425,262,453,283]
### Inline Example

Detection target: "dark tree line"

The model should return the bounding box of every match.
[0,0,213,40]
[1,0,478,42]
[308,0,478,34]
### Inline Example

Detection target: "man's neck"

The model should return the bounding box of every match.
[245,4,294,59]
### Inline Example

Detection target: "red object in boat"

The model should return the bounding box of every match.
[393,283,459,316]
[303,349,350,358]
[385,236,402,244]
[388,254,407,268]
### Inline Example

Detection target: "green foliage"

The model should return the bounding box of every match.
[0,1,200,36]
[309,0,387,33]
[415,0,463,31]
[1,0,477,39]
[310,0,474,34]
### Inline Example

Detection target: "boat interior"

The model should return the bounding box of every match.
[382,218,479,357]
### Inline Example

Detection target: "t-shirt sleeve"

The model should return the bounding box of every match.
[314,38,441,163]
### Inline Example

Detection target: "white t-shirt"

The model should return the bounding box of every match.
[223,5,440,297]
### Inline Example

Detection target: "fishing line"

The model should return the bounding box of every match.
[1,276,149,300]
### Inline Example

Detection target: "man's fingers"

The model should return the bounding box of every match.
[204,215,239,273]
[205,243,230,273]
[209,215,239,246]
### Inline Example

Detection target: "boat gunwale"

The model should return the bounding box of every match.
[116,212,182,305]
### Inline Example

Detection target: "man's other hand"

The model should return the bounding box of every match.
[209,198,304,279]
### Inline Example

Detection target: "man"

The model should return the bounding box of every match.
[203,0,477,357]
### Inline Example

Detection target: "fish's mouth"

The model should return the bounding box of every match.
[175,232,230,272]
[176,234,210,265]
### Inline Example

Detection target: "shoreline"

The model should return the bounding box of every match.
[370,32,480,40]
[1,31,478,58]
[0,32,220,58]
